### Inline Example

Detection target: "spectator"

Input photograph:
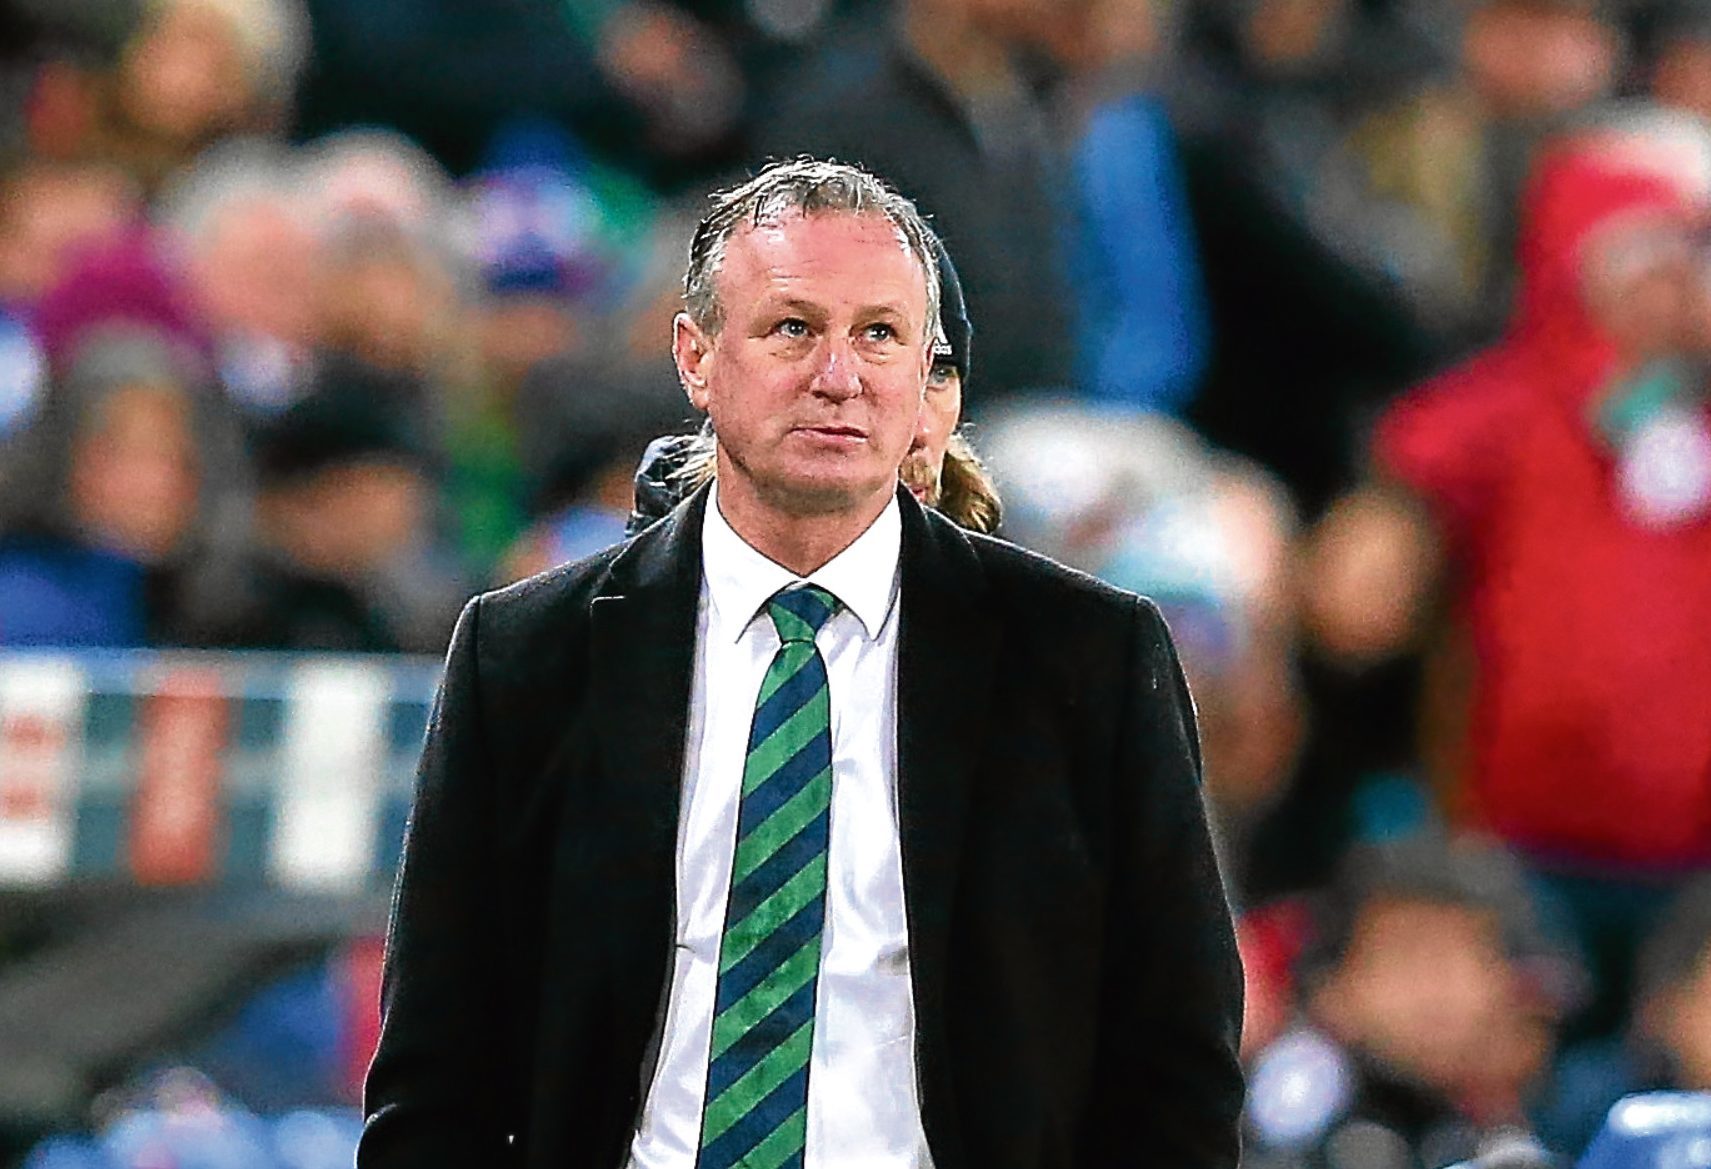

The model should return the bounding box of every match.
[1539,877,1711,1154]
[1335,0,1623,345]
[979,402,1304,886]
[215,378,438,652]
[1172,0,1428,244]
[29,226,208,380]
[0,155,140,310]
[496,339,691,581]
[751,0,1077,400]
[7,0,144,167]
[93,0,310,190]
[154,137,320,420]
[0,155,139,437]
[1636,880,1711,1100]
[1244,837,1565,1169]
[291,0,741,183]
[293,130,469,432]
[0,325,244,646]
[448,119,657,575]
[465,121,637,393]
[1637,1,1711,123]
[1166,0,1438,514]
[1304,109,1711,1037]
[1064,0,1212,414]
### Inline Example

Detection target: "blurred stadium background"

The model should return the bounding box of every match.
[7,0,1711,1165]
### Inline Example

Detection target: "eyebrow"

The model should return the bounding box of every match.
[759,296,912,317]
[761,297,827,319]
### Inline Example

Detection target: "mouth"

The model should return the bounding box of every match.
[794,424,868,443]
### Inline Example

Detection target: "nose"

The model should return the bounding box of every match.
[810,337,862,400]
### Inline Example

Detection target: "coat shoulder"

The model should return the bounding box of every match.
[469,542,627,651]
[965,528,1150,625]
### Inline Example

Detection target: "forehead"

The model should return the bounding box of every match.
[719,210,928,314]
[1349,896,1497,952]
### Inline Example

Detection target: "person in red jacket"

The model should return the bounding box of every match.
[1304,107,1711,1036]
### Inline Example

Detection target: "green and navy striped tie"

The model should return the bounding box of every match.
[697,584,841,1169]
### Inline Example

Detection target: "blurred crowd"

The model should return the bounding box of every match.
[9,0,1711,1165]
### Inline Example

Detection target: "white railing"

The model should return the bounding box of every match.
[0,650,440,893]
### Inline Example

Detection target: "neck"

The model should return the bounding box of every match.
[714,473,891,577]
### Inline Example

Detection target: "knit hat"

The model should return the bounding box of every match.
[254,367,433,484]
[930,234,972,384]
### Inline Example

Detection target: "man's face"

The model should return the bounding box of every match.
[1580,213,1697,360]
[675,211,930,520]
[265,459,427,579]
[1243,0,1350,71]
[901,362,962,506]
[1656,39,1711,125]
[70,382,200,563]
[1655,947,1711,1090]
[120,2,251,144]
[1315,897,1512,1093]
[199,199,321,342]
[1465,3,1617,118]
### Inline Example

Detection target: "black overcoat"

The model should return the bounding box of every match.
[358,485,1244,1169]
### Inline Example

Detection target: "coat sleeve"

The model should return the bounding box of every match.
[359,596,516,1168]
[1087,597,1245,1167]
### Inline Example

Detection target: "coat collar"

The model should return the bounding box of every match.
[587,481,709,969]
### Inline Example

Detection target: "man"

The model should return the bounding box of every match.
[358,158,1243,1169]
[751,0,1076,400]
[1302,111,1711,1036]
[1244,838,1563,1169]
[220,375,439,652]
[629,233,1000,537]
[1533,876,1711,1154]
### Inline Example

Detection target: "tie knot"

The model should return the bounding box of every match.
[767,585,841,645]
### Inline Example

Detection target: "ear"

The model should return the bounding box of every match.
[674,312,714,412]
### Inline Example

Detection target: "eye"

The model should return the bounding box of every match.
[774,318,809,339]
[863,321,899,343]
[929,362,956,387]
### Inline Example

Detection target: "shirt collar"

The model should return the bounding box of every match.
[702,481,901,643]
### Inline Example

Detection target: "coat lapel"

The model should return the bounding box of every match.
[586,486,707,1073]
[894,489,1001,1169]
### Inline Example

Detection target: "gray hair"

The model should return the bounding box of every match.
[683,158,941,346]
[155,136,303,248]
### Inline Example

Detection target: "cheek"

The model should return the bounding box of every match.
[882,388,927,447]
[704,360,799,436]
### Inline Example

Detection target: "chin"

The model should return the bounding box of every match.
[756,473,888,518]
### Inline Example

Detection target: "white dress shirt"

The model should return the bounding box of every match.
[626,485,932,1169]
